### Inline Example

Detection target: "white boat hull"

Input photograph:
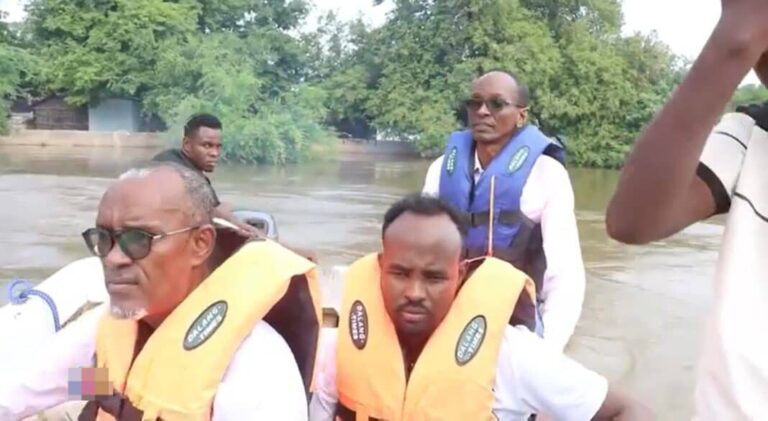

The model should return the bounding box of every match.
[0,257,108,359]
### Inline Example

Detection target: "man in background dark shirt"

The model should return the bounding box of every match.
[153,113,260,237]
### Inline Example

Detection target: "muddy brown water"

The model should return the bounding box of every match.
[0,145,721,419]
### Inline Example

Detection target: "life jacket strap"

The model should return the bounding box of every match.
[464,210,524,227]
[78,393,153,421]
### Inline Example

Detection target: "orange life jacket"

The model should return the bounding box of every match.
[336,254,535,420]
[92,239,322,421]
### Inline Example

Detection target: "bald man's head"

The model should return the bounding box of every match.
[473,71,529,107]
[114,163,216,224]
[466,70,531,146]
[92,163,217,327]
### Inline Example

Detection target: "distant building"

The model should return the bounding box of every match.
[88,98,141,132]
[29,95,164,132]
[31,96,88,130]
[9,98,34,130]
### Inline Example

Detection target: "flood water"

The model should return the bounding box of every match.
[0,145,721,420]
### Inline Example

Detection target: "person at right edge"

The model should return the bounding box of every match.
[423,71,585,351]
[605,0,768,418]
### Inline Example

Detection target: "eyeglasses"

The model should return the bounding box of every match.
[81,226,199,261]
[464,97,524,114]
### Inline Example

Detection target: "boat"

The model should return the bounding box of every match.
[0,210,340,360]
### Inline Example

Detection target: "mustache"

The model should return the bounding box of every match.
[104,270,138,284]
[396,301,428,314]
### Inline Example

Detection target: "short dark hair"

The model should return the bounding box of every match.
[482,69,530,107]
[184,113,222,137]
[504,70,530,107]
[382,194,468,240]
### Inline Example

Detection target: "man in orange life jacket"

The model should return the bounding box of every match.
[0,163,320,420]
[309,194,651,420]
[423,71,585,351]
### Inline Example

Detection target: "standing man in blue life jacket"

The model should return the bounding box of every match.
[422,71,585,351]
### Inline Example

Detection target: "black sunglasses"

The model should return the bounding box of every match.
[82,226,199,261]
[464,97,524,113]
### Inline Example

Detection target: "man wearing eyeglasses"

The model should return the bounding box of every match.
[422,71,585,352]
[0,163,319,420]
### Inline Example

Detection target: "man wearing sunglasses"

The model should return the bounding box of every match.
[422,71,584,352]
[0,163,320,420]
[152,113,262,238]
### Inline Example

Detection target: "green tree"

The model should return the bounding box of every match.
[0,10,10,44]
[362,0,560,155]
[14,0,687,168]
[22,0,329,163]
[1,10,34,134]
[26,0,197,104]
[147,32,331,164]
[521,0,623,39]
[321,0,683,167]
[303,13,379,137]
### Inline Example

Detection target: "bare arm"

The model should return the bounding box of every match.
[757,52,768,86]
[592,387,655,421]
[606,12,768,244]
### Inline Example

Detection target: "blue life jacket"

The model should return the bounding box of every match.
[438,125,565,330]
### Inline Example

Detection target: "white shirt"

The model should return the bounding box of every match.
[693,111,768,420]
[422,153,586,351]
[0,305,308,421]
[309,327,608,421]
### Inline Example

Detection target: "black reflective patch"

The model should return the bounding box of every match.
[348,300,368,350]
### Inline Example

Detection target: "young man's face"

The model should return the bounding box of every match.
[182,127,222,173]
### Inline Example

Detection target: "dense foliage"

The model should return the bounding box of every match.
[310,0,686,167]
[0,1,763,166]
[0,10,34,134]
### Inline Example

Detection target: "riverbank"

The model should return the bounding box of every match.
[0,129,421,160]
[0,129,164,148]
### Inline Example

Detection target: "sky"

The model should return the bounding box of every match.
[0,0,761,84]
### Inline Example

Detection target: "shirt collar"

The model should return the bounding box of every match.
[473,151,483,174]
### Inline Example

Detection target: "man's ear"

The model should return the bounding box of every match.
[190,224,216,266]
[377,251,383,269]
[181,136,192,152]
[518,107,529,127]
[458,259,469,282]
